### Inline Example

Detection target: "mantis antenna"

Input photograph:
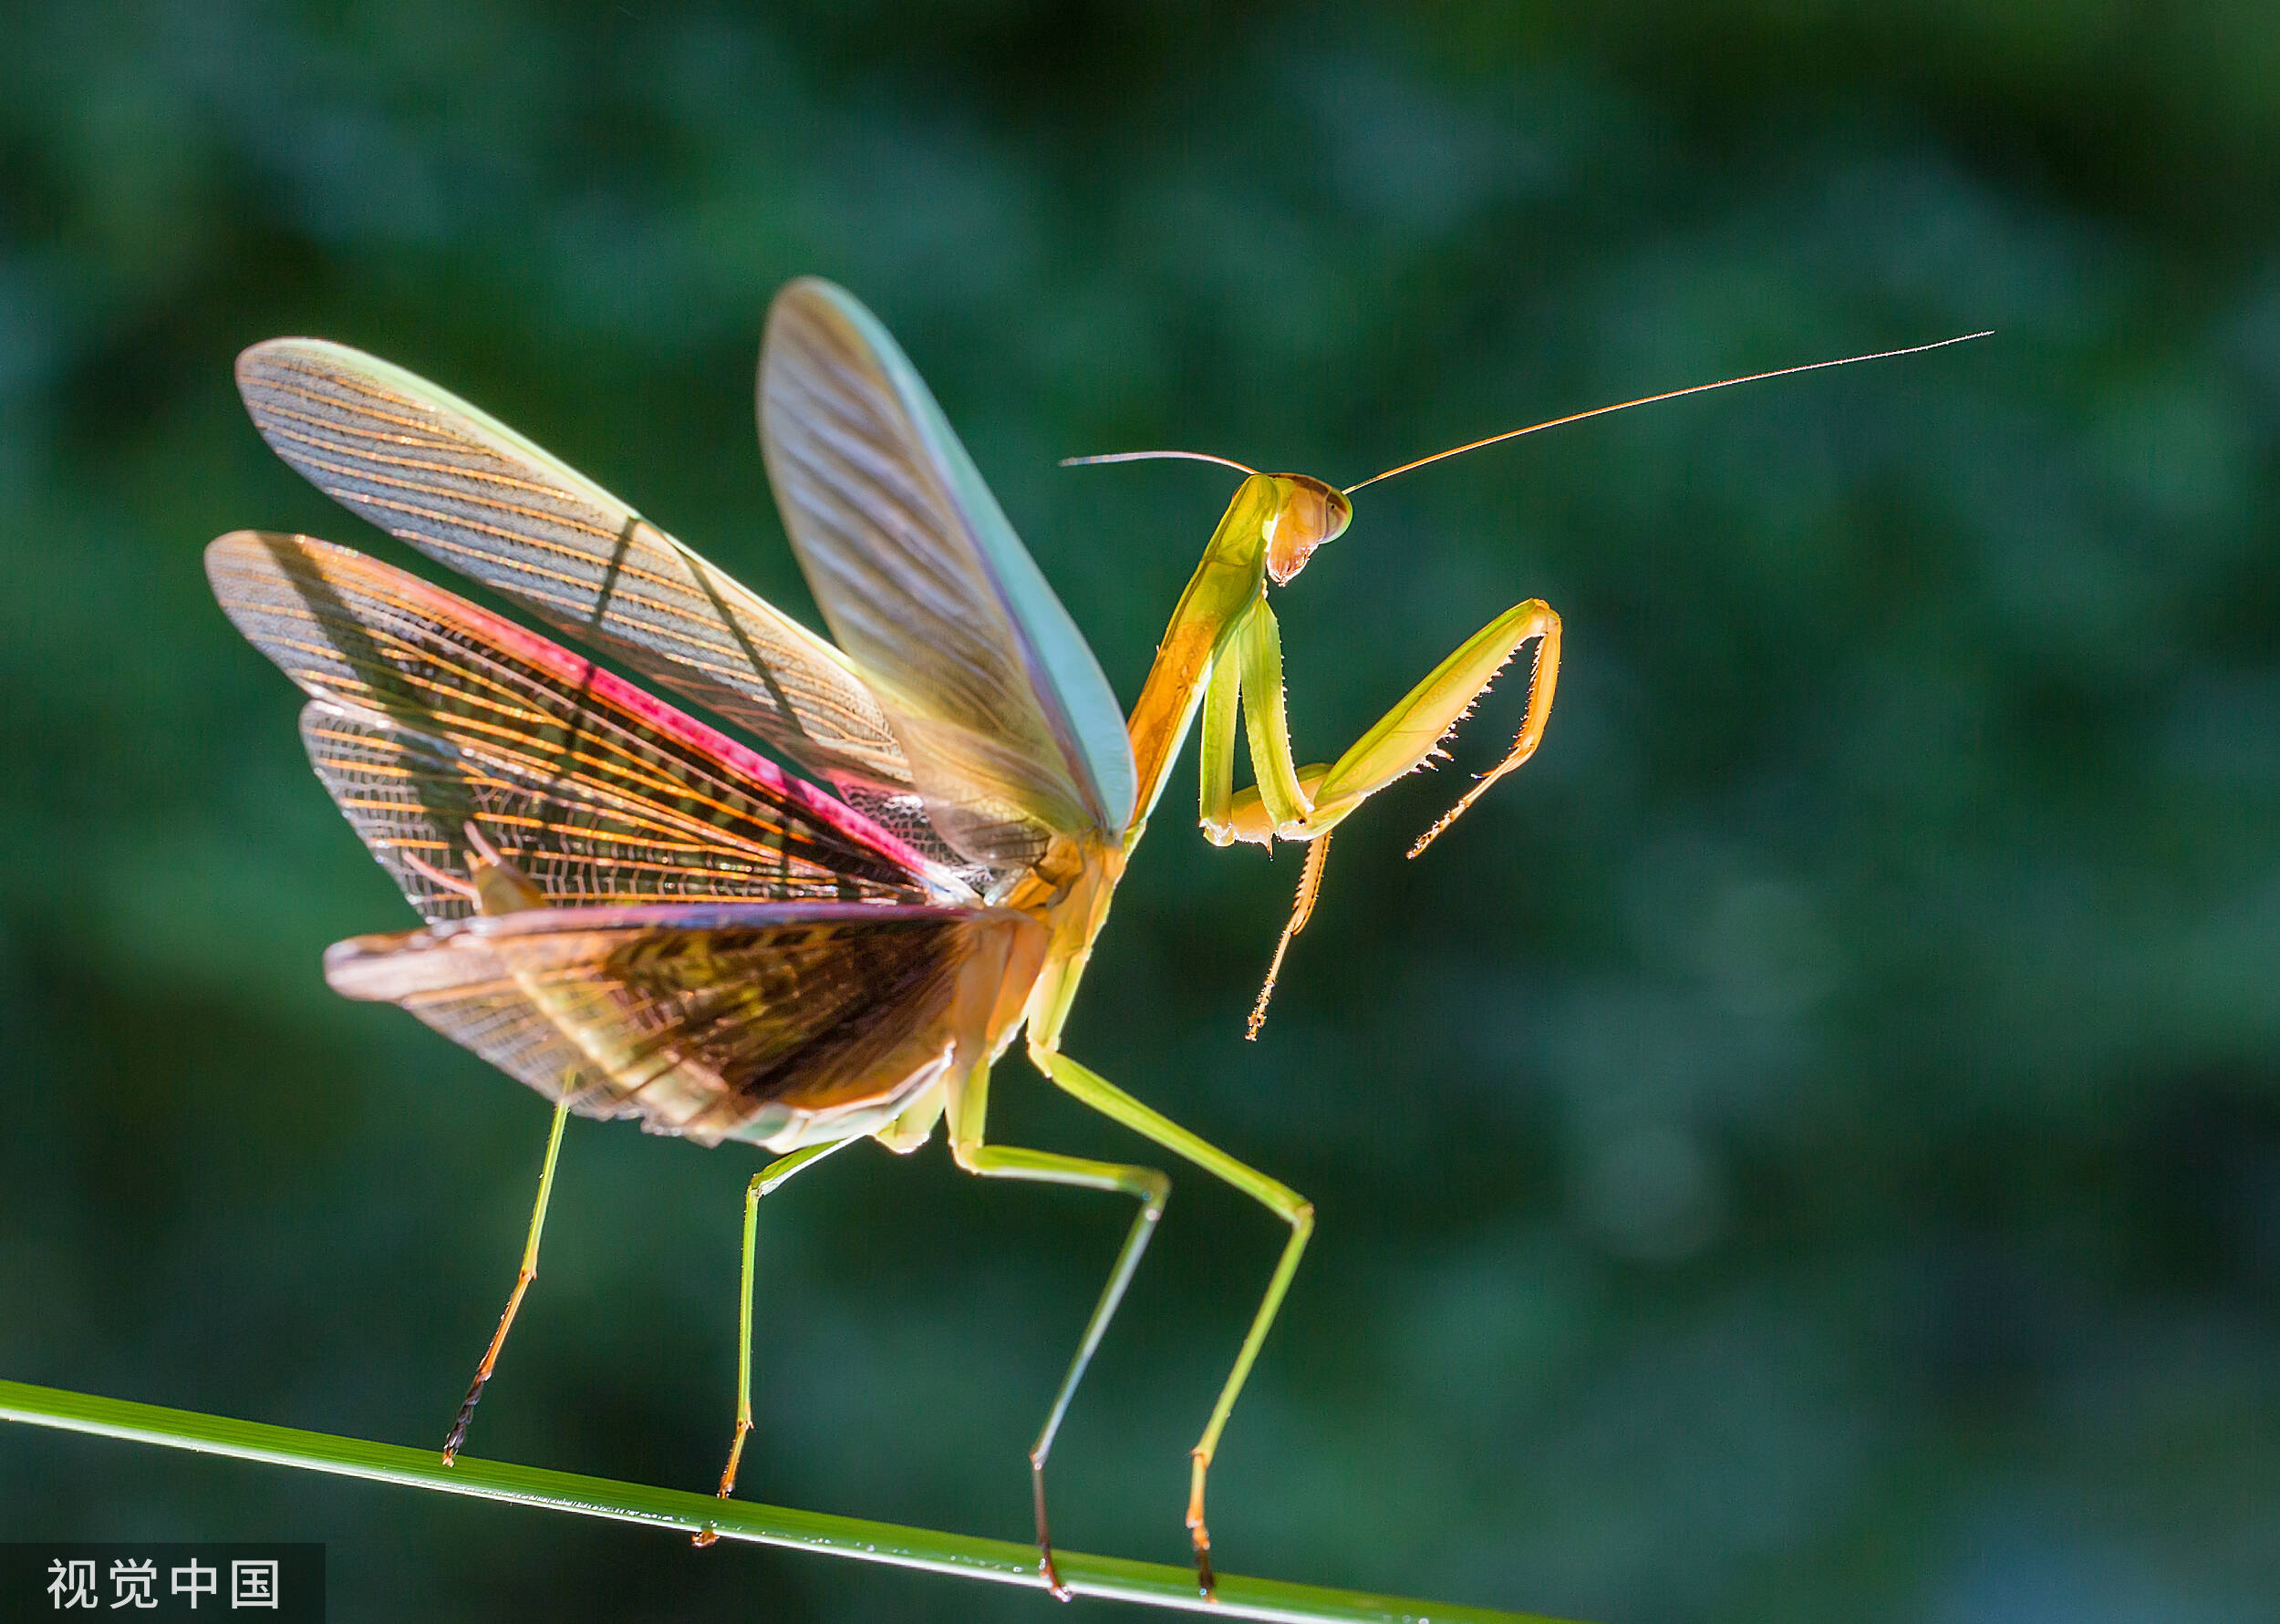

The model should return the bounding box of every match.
[1059,449,1261,474]
[1059,330,1993,491]
[1342,330,1994,494]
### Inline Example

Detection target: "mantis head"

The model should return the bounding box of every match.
[1260,474,1352,585]
[1055,451,1353,586]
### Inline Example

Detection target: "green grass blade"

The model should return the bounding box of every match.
[0,1379,1579,1624]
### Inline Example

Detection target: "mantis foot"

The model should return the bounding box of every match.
[1038,1546,1073,1603]
[439,1375,486,1467]
[1187,1449,1220,1598]
[1032,1463,1073,1600]
[715,1418,751,1500]
[693,1422,751,1546]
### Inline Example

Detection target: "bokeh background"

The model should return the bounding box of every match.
[5,5,2278,1620]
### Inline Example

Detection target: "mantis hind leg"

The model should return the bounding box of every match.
[1026,1040,1312,1598]
[947,1056,1169,1600]
[699,1133,859,1545]
[442,1090,572,1465]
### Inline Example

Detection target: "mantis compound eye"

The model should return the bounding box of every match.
[1262,475,1352,584]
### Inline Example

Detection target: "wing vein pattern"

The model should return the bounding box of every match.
[208,531,956,922]
[234,339,916,800]
[761,278,1136,872]
[325,904,996,1146]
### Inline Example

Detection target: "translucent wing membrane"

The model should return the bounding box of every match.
[296,704,494,920]
[233,337,916,802]
[297,702,928,920]
[324,903,1023,1146]
[347,956,603,1116]
[209,532,959,919]
[762,279,1136,871]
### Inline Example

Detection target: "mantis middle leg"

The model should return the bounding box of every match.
[947,1055,1171,1598]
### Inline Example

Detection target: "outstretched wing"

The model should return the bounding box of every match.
[325,903,1039,1148]
[761,278,1137,872]
[208,531,959,920]
[232,336,916,805]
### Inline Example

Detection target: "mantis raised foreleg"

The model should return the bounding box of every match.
[1202,592,1561,857]
[1117,471,1562,1038]
[1207,587,1561,1032]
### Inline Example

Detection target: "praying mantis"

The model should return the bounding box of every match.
[207,276,1981,1596]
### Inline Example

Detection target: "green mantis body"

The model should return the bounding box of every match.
[210,277,1968,1598]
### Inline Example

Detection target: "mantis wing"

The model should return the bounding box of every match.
[232,338,917,810]
[325,903,1028,1146]
[761,278,1137,873]
[208,531,954,919]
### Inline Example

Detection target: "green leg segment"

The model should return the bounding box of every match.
[1206,599,1562,856]
[704,1134,860,1534]
[948,1058,1170,1599]
[1026,1042,1313,1598]
[442,1091,573,1465]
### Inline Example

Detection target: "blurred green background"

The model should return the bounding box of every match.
[5,4,2278,1620]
